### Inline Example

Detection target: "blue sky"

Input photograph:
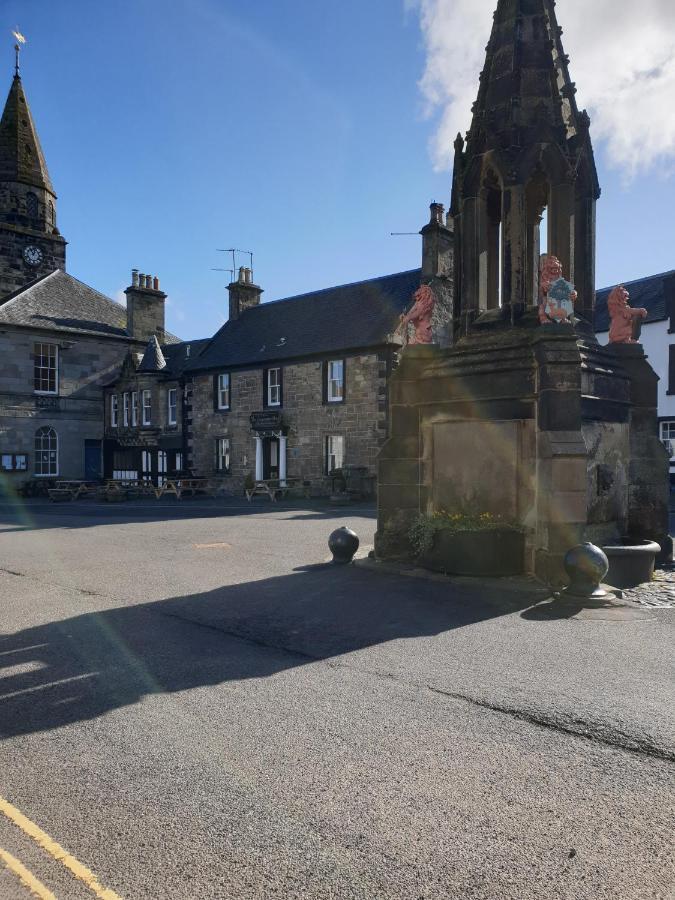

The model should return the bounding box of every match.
[2,0,674,340]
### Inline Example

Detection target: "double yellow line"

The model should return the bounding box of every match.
[0,794,122,899]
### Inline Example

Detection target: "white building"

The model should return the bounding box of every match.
[596,271,675,481]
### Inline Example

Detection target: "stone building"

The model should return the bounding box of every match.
[183,267,424,495]
[0,66,182,489]
[376,0,670,578]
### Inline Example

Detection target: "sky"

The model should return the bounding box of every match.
[2,0,675,340]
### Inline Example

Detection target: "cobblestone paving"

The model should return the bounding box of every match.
[621,569,675,608]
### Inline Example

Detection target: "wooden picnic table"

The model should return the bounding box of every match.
[153,477,209,500]
[49,480,101,501]
[245,479,303,502]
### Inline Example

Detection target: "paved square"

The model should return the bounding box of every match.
[0,498,673,899]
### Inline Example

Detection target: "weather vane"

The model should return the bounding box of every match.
[11,29,26,77]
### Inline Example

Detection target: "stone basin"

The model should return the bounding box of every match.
[601,540,661,589]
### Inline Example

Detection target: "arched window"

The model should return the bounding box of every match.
[26,192,38,220]
[34,426,58,476]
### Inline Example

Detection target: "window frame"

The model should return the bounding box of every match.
[215,437,231,474]
[34,426,58,477]
[265,367,282,408]
[325,434,345,474]
[110,394,118,428]
[660,421,675,459]
[168,388,178,426]
[33,342,59,395]
[131,391,139,427]
[326,358,346,404]
[142,389,152,426]
[123,392,130,427]
[218,373,231,410]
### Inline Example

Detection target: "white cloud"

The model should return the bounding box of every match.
[408,0,675,178]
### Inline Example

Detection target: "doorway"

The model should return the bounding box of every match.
[84,440,102,480]
[263,437,279,480]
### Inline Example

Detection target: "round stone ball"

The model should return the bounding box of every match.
[564,542,609,593]
[328,526,360,565]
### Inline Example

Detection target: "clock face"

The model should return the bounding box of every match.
[23,245,44,267]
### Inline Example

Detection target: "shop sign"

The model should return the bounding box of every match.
[250,411,283,432]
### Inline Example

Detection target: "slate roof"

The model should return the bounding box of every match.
[0,269,181,342]
[161,339,210,378]
[0,75,54,193]
[188,269,422,372]
[138,335,167,372]
[595,270,673,332]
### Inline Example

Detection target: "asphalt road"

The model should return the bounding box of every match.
[0,497,673,900]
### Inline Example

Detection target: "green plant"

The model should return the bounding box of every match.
[408,510,522,557]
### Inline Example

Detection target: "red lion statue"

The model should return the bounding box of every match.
[538,254,576,324]
[400,284,435,345]
[608,285,647,344]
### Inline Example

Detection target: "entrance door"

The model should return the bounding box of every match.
[84,440,102,480]
[263,437,279,480]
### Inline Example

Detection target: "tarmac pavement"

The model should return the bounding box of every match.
[0,497,673,899]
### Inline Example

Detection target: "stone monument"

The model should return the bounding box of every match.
[376,0,671,580]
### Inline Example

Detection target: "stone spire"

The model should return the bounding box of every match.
[0,74,54,194]
[451,0,600,328]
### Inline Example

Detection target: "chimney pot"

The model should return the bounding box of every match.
[153,276,160,291]
[138,274,146,288]
[239,266,246,283]
[132,269,139,287]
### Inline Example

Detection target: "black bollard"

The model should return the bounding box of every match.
[562,543,610,601]
[328,526,360,565]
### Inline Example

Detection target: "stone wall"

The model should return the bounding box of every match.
[187,352,390,494]
[0,327,133,485]
[0,223,66,300]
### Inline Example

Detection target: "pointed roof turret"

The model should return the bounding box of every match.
[138,334,167,373]
[0,74,54,194]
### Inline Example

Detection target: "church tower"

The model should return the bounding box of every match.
[451,0,600,333]
[0,48,66,300]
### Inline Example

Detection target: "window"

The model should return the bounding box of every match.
[141,450,153,483]
[216,438,230,473]
[266,368,281,407]
[123,392,130,427]
[660,422,675,459]
[142,390,152,426]
[49,201,55,226]
[26,192,38,219]
[326,435,344,473]
[110,394,118,427]
[326,359,345,403]
[168,388,177,426]
[34,426,58,476]
[175,451,183,472]
[131,391,139,426]
[33,343,58,394]
[218,373,230,410]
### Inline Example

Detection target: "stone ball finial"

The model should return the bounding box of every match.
[563,543,610,600]
[328,527,360,565]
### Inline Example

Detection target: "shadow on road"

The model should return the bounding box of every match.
[0,565,545,740]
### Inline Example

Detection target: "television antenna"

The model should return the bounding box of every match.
[217,248,254,280]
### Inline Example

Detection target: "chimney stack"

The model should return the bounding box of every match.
[125,268,167,342]
[228,268,262,321]
[420,202,453,280]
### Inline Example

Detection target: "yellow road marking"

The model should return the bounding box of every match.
[0,846,57,900]
[0,795,123,900]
